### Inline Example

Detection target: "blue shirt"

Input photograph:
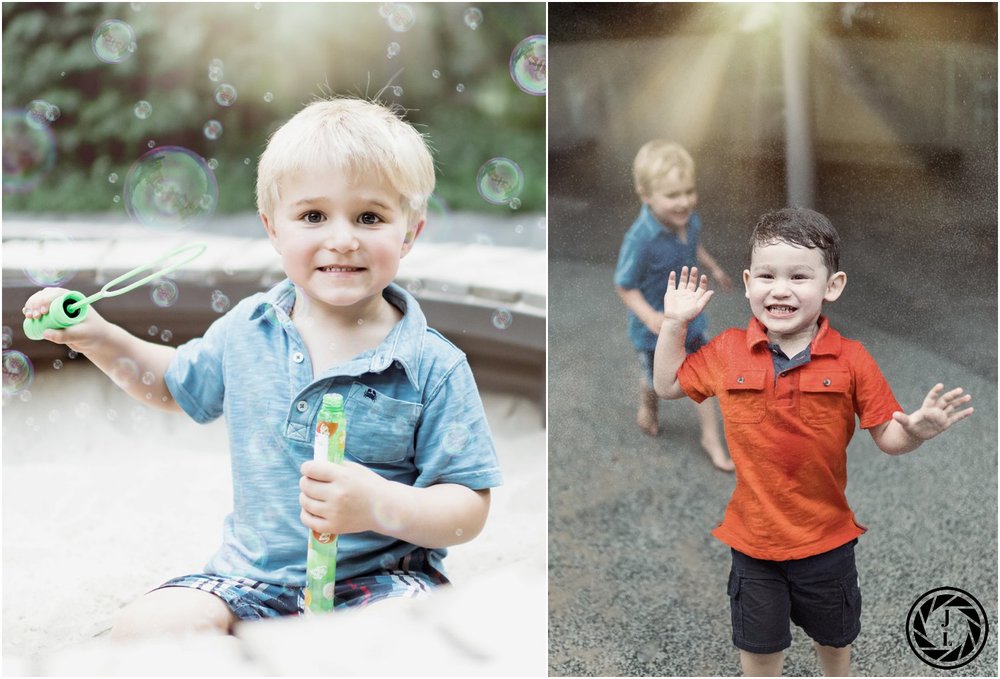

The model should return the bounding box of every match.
[165,280,503,586]
[613,205,708,351]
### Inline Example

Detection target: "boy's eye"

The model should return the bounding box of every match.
[358,212,382,225]
[302,211,324,224]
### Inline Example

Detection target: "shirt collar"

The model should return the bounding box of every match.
[250,280,425,389]
[746,315,842,356]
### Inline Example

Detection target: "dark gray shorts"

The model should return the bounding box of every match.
[637,333,707,387]
[727,539,862,654]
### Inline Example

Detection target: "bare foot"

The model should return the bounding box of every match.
[638,389,659,436]
[701,437,735,472]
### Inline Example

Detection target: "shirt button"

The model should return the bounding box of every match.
[292,352,304,364]
[823,378,832,387]
[296,400,308,412]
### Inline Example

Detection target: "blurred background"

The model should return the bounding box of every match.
[3,3,546,673]
[548,3,997,676]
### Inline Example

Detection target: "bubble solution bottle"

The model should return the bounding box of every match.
[304,393,346,614]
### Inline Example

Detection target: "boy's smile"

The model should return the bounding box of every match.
[641,167,697,232]
[261,165,422,320]
[743,241,846,349]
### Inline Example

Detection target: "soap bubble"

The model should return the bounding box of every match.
[463,7,483,29]
[208,58,224,82]
[214,83,238,107]
[390,86,403,97]
[491,308,513,330]
[386,3,415,31]
[108,172,119,183]
[441,423,471,455]
[23,230,76,286]
[203,119,223,140]
[150,278,178,307]
[207,158,219,170]
[110,356,140,387]
[431,69,441,79]
[211,290,230,313]
[510,34,546,96]
[1,327,12,350]
[3,351,33,395]
[509,197,522,210]
[147,139,155,148]
[19,391,32,402]
[476,157,524,206]
[112,195,121,204]
[133,100,152,119]
[92,20,137,63]
[2,109,56,193]
[387,42,401,59]
[141,371,155,386]
[147,325,158,336]
[263,91,274,103]
[160,329,173,342]
[26,100,58,130]
[124,146,218,231]
[53,360,63,370]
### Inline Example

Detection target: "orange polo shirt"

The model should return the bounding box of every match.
[677,316,901,561]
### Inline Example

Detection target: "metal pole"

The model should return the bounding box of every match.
[781,3,815,207]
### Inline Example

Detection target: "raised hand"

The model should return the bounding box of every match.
[662,266,714,324]
[892,383,974,441]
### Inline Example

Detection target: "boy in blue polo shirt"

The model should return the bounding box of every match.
[614,140,734,471]
[22,97,502,638]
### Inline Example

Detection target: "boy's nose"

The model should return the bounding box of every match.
[323,222,359,251]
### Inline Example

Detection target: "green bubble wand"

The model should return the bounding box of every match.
[23,242,207,340]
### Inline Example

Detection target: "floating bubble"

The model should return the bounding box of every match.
[53,360,63,370]
[133,100,152,119]
[147,139,155,148]
[207,158,219,170]
[1,326,12,350]
[211,291,230,313]
[405,279,424,295]
[455,528,464,537]
[476,157,524,206]
[510,34,546,96]
[491,307,513,330]
[26,100,58,130]
[203,119,223,140]
[391,85,403,97]
[19,390,32,402]
[431,69,441,79]
[68,350,79,359]
[243,158,250,165]
[112,195,121,204]
[2,109,56,193]
[108,172,119,183]
[455,83,465,93]
[386,3,415,31]
[23,230,76,286]
[208,58,224,82]
[441,423,471,455]
[110,356,139,387]
[124,146,218,231]
[509,197,521,210]
[150,278,178,307]
[92,20,137,64]
[263,91,274,103]
[386,42,401,59]
[131,2,142,11]
[463,7,483,30]
[160,329,173,342]
[379,3,393,18]
[141,371,155,386]
[214,83,238,107]
[3,351,33,395]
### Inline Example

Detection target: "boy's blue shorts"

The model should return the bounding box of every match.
[727,539,861,654]
[152,548,449,621]
[637,333,707,388]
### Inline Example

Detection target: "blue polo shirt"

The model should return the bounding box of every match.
[614,205,708,352]
[165,280,503,586]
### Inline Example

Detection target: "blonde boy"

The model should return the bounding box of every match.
[23,98,502,636]
[613,140,734,471]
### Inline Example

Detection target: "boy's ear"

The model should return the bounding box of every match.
[824,271,847,302]
[742,269,752,299]
[400,218,425,258]
[260,213,281,253]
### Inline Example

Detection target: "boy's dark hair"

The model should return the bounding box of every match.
[748,207,841,274]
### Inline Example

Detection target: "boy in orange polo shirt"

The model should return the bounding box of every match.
[652,207,974,676]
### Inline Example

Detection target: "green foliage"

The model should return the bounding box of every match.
[3,2,545,215]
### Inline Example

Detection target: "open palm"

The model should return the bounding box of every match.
[663,266,714,323]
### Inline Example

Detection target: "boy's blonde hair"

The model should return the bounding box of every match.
[633,140,695,197]
[256,97,435,225]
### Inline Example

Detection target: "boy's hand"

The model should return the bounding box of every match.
[892,384,973,441]
[299,460,389,536]
[22,287,110,353]
[662,266,714,325]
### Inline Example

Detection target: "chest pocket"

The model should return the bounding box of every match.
[343,382,422,464]
[799,370,852,424]
[722,369,766,423]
